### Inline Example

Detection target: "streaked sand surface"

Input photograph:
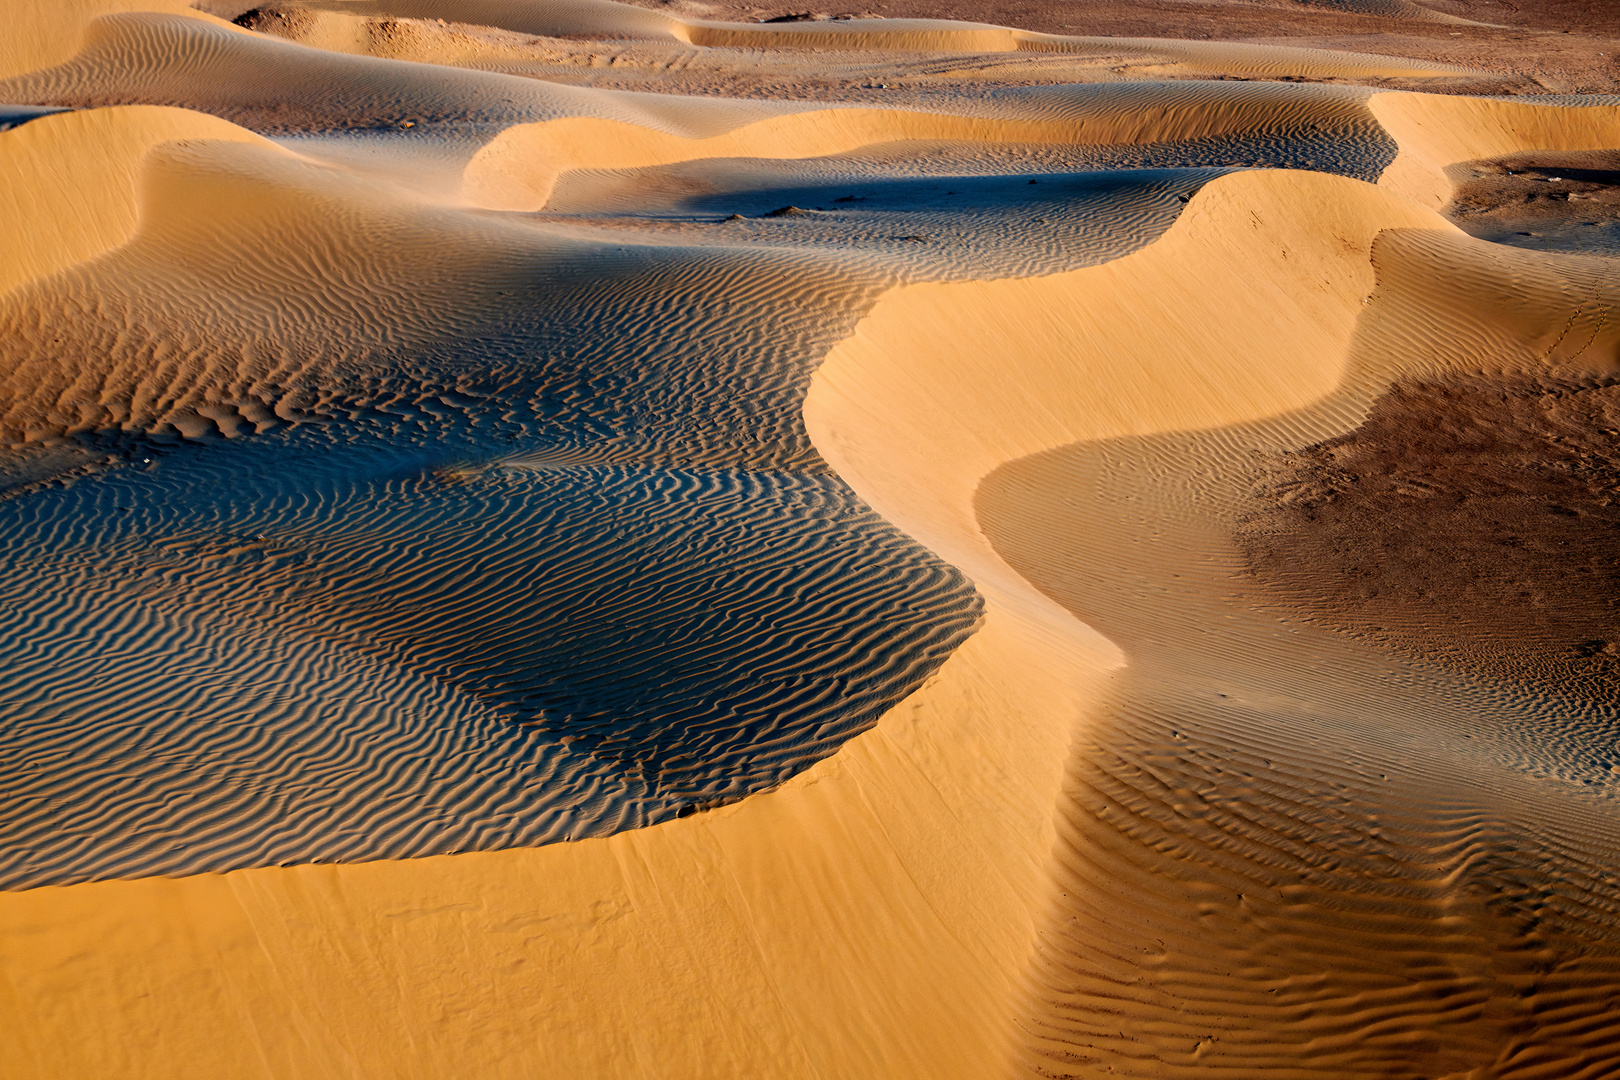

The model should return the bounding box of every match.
[3,2,1620,1077]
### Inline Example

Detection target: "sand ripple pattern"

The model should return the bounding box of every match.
[0,179,1016,885]
[0,108,1244,884]
[0,425,978,888]
[982,402,1620,1077]
[0,48,1311,889]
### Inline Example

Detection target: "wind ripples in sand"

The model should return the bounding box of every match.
[0,425,979,888]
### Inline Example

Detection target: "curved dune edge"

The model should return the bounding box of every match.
[0,168,1456,1080]
[463,80,1387,211]
[802,168,1452,586]
[462,110,1066,212]
[0,0,248,79]
[1,618,1094,1080]
[0,123,574,443]
[812,169,1620,1077]
[466,86,1620,220]
[1373,92,1620,209]
[0,106,271,299]
[0,580,1097,1080]
[989,233,1620,1078]
[801,175,1458,1074]
[461,99,1274,211]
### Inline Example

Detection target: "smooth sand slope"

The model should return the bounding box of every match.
[0,104,267,296]
[2,2,1620,1078]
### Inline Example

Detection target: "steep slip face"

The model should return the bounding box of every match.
[0,0,238,79]
[1372,92,1620,210]
[803,165,1470,1073]
[794,120,1620,1072]
[0,105,267,296]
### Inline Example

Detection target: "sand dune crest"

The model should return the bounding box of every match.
[1374,92,1620,209]
[0,106,268,298]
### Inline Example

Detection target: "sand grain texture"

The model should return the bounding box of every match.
[2,1,1619,1077]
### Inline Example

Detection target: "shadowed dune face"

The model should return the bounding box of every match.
[986,422,1620,1077]
[0,121,1008,886]
[6,2,1620,1078]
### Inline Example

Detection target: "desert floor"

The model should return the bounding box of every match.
[3,2,1620,1077]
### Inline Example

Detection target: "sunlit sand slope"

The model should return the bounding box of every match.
[1373,92,1620,208]
[0,0,240,79]
[0,105,265,295]
[808,165,1620,1076]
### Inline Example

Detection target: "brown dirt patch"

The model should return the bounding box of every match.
[687,0,1620,93]
[1238,372,1620,702]
[1449,150,1620,254]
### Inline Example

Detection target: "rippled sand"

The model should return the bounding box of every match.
[4,2,1620,1077]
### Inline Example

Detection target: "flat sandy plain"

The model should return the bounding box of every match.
[3,1,1620,1077]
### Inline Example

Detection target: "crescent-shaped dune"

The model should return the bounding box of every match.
[2,1,1620,1077]
[0,105,269,296]
[1373,93,1620,209]
[463,80,1408,210]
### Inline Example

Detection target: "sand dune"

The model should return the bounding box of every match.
[465,79,1405,209]
[2,1,1620,1077]
[0,105,267,295]
[975,225,1620,1077]
[1373,92,1620,208]
[0,0,244,79]
[0,0,1476,133]
[265,0,1482,73]
[807,160,1620,1075]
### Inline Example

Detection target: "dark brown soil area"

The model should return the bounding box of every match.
[200,0,1620,93]
[683,0,1620,93]
[231,6,321,34]
[1449,150,1620,255]
[1238,372,1620,703]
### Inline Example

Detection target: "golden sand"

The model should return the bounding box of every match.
[4,2,1620,1077]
